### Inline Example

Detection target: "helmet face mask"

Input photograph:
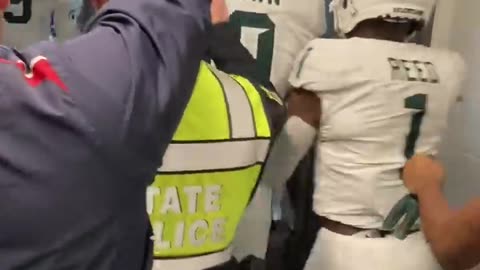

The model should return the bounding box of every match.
[329,0,436,38]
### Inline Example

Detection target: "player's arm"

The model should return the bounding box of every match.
[403,155,480,270]
[261,41,323,189]
[419,188,480,270]
[261,89,320,189]
[23,0,211,150]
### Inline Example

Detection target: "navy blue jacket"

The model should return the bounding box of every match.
[0,0,210,269]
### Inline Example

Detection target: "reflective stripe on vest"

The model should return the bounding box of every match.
[148,62,272,258]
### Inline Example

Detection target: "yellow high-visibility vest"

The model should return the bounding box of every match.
[147,62,282,258]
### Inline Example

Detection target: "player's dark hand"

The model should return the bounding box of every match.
[287,88,321,128]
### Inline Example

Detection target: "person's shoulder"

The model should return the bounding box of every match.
[351,39,466,84]
[438,49,467,95]
[298,38,377,69]
[203,62,284,106]
[402,43,463,61]
[427,47,466,74]
[415,46,467,86]
[302,38,353,57]
[232,73,284,106]
[289,38,366,92]
[307,37,354,47]
[381,41,464,67]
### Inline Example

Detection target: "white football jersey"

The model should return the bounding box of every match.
[226,0,326,97]
[290,38,466,228]
[3,0,79,49]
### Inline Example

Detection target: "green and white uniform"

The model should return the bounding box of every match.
[227,0,327,97]
[226,0,327,260]
[290,37,465,270]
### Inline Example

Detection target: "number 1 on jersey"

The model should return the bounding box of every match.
[230,11,275,81]
[387,93,427,239]
[404,94,427,158]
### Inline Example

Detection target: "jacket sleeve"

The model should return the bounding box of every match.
[18,0,211,169]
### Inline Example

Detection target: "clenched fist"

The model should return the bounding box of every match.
[403,155,445,195]
[287,88,322,128]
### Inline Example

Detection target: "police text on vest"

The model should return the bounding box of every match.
[146,185,226,250]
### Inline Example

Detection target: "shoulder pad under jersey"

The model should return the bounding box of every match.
[289,38,360,92]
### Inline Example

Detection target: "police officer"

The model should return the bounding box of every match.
[149,61,284,270]
[0,0,215,269]
[149,16,284,270]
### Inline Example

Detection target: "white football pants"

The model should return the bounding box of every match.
[304,228,442,270]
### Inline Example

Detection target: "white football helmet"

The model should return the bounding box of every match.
[329,0,436,37]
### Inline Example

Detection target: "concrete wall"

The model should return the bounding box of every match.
[432,0,480,207]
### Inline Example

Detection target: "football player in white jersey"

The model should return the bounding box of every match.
[3,0,78,48]
[226,0,327,262]
[260,0,467,269]
[226,0,327,261]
